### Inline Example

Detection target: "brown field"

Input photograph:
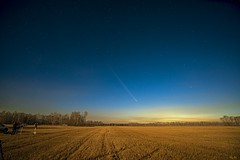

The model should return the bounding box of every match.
[0,125,239,160]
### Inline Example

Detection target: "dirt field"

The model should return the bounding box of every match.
[0,125,239,160]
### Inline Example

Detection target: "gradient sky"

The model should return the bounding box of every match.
[0,0,240,122]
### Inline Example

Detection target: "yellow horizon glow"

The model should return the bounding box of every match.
[88,104,240,123]
[88,115,221,123]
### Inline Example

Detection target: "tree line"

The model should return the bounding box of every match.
[0,110,103,126]
[220,115,240,126]
[0,111,239,126]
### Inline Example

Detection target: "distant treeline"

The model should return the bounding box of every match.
[220,115,240,126]
[0,111,239,126]
[0,111,103,126]
[105,115,240,126]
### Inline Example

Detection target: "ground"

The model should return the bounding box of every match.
[0,125,239,160]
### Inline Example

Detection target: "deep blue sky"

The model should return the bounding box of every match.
[0,0,240,122]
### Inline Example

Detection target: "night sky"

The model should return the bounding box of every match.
[1,0,240,122]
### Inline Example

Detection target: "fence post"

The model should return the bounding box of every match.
[0,140,4,160]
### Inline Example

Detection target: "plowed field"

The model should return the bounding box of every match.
[0,126,239,160]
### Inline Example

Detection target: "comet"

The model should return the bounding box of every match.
[112,70,138,102]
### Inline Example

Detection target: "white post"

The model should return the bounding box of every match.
[33,128,36,135]
[20,127,23,135]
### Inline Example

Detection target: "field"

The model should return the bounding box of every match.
[0,125,239,160]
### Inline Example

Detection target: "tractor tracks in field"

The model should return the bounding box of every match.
[93,128,120,160]
[54,128,100,160]
[105,128,120,160]
[119,129,174,159]
[100,129,107,159]
[4,130,72,151]
[125,129,206,160]
[140,147,160,159]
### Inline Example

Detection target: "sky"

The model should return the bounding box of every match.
[0,0,240,122]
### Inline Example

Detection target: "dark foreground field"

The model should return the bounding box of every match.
[0,126,239,160]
